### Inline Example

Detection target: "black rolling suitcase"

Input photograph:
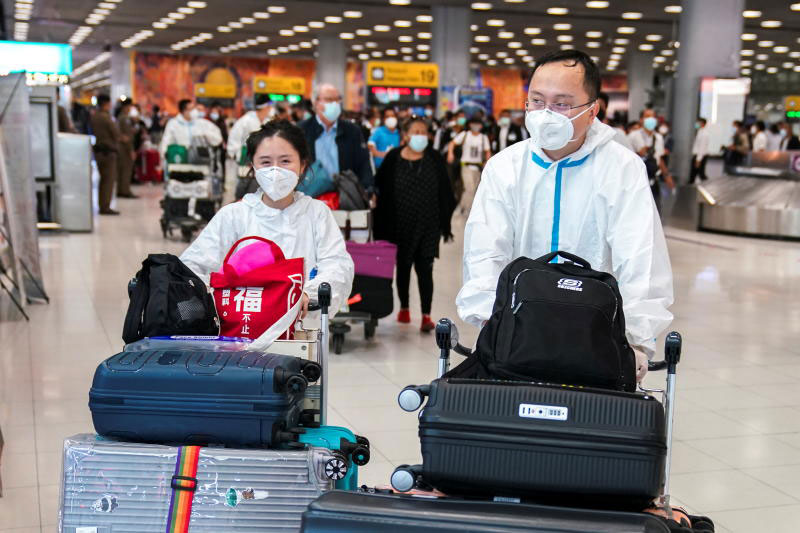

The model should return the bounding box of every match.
[300,491,671,533]
[395,320,682,510]
[89,350,321,447]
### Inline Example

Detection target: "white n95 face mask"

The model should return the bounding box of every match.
[525,105,593,151]
[254,166,299,201]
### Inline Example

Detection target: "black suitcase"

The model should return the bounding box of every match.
[348,274,394,319]
[90,350,320,447]
[300,491,671,533]
[401,378,666,507]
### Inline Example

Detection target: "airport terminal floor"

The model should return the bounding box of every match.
[1,179,800,532]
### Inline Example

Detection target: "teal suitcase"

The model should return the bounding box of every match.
[297,426,370,490]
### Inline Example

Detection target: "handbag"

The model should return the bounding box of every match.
[209,237,305,351]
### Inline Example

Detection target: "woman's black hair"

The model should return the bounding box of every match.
[246,119,311,168]
[402,116,429,133]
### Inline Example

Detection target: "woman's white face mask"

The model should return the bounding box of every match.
[254,166,299,201]
[525,105,594,151]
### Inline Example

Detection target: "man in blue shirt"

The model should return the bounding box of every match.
[298,84,374,192]
[368,107,401,168]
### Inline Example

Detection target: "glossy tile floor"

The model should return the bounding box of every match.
[2,182,800,532]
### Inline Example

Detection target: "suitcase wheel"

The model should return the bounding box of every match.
[364,319,377,339]
[351,444,370,466]
[355,435,370,447]
[301,361,322,382]
[285,374,308,394]
[397,386,429,412]
[324,455,349,481]
[390,465,419,493]
[332,332,344,354]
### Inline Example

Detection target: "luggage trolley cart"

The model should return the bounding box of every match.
[160,145,223,242]
[330,209,397,354]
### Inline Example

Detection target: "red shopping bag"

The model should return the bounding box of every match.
[210,237,305,349]
[316,191,340,210]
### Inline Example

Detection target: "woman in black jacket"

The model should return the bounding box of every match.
[374,117,456,332]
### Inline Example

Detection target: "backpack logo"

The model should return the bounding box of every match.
[557,278,583,292]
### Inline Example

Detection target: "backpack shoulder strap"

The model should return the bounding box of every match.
[122,269,149,344]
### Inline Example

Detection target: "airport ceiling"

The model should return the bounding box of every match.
[7,0,800,79]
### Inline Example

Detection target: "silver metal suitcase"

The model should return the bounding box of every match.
[58,434,338,532]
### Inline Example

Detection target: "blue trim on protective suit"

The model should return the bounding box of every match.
[530,151,590,261]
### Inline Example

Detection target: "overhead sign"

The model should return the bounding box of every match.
[0,41,72,76]
[366,61,439,88]
[253,76,306,95]
[784,95,800,112]
[194,83,236,99]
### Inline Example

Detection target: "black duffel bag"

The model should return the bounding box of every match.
[448,250,636,392]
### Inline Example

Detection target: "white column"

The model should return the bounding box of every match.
[627,52,654,121]
[315,34,347,96]
[431,5,471,90]
[110,48,131,101]
[671,0,744,182]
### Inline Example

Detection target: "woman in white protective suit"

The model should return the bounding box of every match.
[456,49,673,381]
[181,119,354,319]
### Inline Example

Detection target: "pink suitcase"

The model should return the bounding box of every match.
[345,241,397,279]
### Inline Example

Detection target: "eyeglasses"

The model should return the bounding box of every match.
[525,99,595,115]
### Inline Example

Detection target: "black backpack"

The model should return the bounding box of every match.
[334,170,370,210]
[122,254,219,344]
[449,251,636,392]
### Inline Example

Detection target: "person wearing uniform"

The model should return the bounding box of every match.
[228,94,274,199]
[456,50,673,381]
[116,99,137,199]
[90,94,121,215]
[159,99,223,158]
[181,119,354,327]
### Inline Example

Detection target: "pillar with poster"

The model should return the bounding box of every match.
[365,61,438,116]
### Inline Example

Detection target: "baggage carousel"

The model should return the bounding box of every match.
[695,152,800,240]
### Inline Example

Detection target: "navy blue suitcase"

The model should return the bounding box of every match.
[89,350,321,447]
[300,491,671,532]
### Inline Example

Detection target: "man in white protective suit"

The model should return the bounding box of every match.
[456,50,673,381]
[159,99,223,158]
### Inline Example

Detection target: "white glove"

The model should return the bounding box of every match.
[634,347,648,382]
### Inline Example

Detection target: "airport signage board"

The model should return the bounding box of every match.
[0,41,72,76]
[253,76,306,95]
[366,61,439,88]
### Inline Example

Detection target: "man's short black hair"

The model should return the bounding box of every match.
[96,94,110,107]
[598,91,610,107]
[178,99,192,113]
[698,117,707,125]
[530,50,601,101]
[756,120,766,131]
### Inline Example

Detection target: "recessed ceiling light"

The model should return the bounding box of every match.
[498,31,514,39]
[268,6,286,13]
[758,40,774,47]
[167,12,185,19]
[325,16,342,23]
[339,32,355,39]
[357,53,368,60]
[365,41,377,48]
[654,56,667,63]
[792,3,800,10]
[662,49,674,56]
[504,57,515,64]
[523,55,533,61]
[418,31,432,39]
[279,29,294,36]
[639,43,654,51]
[478,53,489,60]
[612,46,625,53]
[741,33,757,40]
[309,21,324,28]
[292,25,308,32]
[390,0,410,4]
[756,53,768,60]
[475,35,490,42]
[344,10,362,18]
[609,53,622,60]
[256,36,268,42]
[586,41,601,48]
[664,5,681,13]
[398,35,413,42]
[531,38,546,45]
[761,20,781,28]
[516,50,528,56]
[217,25,231,32]
[487,59,497,66]
[554,23,571,30]
[278,46,289,53]
[586,31,602,38]
[401,46,413,53]
[352,44,364,50]
[375,25,391,31]
[740,60,752,66]
[254,12,270,19]
[783,62,794,68]
[560,44,574,50]
[188,1,207,7]
[178,7,195,14]
[418,53,428,60]
[386,49,399,56]
[646,34,662,41]
[228,21,243,28]
[240,17,256,24]
[767,66,778,73]
[621,12,642,19]
[614,38,629,45]
[790,51,800,58]
[617,27,636,34]
[585,1,609,7]
[417,43,430,51]
[556,35,573,42]
[356,29,372,36]
[246,38,257,45]
[394,20,412,27]
[153,22,168,29]
[487,19,505,26]
[742,10,761,18]
[288,44,300,50]
[547,7,569,15]
[774,46,789,53]
[470,46,479,53]
[524,27,541,35]
[417,14,433,22]
[94,8,111,15]
[754,63,765,69]
[508,41,522,48]
[740,49,753,56]
[471,3,493,10]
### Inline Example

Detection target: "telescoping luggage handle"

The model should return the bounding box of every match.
[307,282,332,426]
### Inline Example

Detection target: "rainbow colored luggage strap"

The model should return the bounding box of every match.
[165,445,201,533]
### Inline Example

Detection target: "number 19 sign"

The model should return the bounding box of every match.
[366,61,439,89]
